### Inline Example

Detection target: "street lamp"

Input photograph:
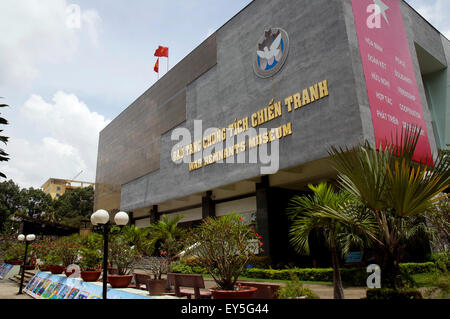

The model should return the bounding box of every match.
[17,233,36,294]
[90,209,129,299]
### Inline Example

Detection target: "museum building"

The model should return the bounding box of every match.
[95,0,450,263]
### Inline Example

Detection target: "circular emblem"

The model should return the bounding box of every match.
[253,28,290,78]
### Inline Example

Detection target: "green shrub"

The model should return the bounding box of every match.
[242,263,436,286]
[3,243,24,262]
[277,273,319,299]
[430,252,449,273]
[399,262,436,275]
[171,261,193,274]
[366,288,423,299]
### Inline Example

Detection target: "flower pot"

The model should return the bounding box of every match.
[81,270,102,282]
[148,279,167,296]
[39,265,50,271]
[49,265,65,274]
[210,286,258,299]
[108,275,133,288]
[6,260,22,265]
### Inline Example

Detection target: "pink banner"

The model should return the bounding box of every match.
[351,0,432,163]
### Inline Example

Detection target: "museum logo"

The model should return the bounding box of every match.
[253,28,290,78]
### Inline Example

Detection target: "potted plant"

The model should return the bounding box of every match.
[79,247,102,281]
[45,254,65,274]
[77,233,103,281]
[107,234,137,288]
[3,243,24,264]
[55,235,80,277]
[139,255,168,295]
[147,214,186,291]
[3,243,24,265]
[185,213,262,299]
[31,237,53,271]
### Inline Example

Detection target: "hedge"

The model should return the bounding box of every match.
[366,288,423,300]
[241,263,437,286]
[172,261,437,286]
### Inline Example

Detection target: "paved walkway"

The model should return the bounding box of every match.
[1,273,367,299]
[0,281,32,299]
[200,277,367,299]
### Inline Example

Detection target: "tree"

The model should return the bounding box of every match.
[53,186,94,226]
[328,127,450,288]
[19,187,54,219]
[0,179,21,232]
[287,182,376,299]
[0,99,9,178]
[147,214,185,265]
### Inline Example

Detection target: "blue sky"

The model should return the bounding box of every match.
[0,0,448,188]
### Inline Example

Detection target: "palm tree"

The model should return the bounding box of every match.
[328,127,450,288]
[121,225,154,256]
[287,182,377,299]
[147,214,185,271]
[147,214,185,291]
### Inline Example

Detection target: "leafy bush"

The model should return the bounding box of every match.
[78,233,102,270]
[108,234,138,275]
[171,260,193,274]
[79,248,101,270]
[430,252,449,273]
[185,213,261,290]
[366,288,422,299]
[277,273,319,299]
[3,243,24,261]
[399,262,436,275]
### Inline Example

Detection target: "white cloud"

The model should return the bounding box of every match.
[2,91,110,188]
[410,0,450,37]
[0,0,101,87]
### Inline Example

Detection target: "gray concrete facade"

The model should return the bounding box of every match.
[95,0,448,213]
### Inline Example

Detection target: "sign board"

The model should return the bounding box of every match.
[351,0,432,163]
[23,271,150,299]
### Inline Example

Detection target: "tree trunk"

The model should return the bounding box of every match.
[330,235,345,299]
[381,247,403,289]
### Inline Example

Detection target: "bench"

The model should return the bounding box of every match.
[134,273,151,290]
[167,273,212,299]
[236,281,281,299]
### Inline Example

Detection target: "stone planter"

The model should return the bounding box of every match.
[108,275,133,288]
[49,265,65,274]
[148,279,167,296]
[80,270,102,282]
[210,286,258,299]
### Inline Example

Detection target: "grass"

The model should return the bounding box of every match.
[412,272,449,299]
[237,275,333,286]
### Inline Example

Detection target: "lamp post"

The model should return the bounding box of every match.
[90,210,129,299]
[17,233,35,294]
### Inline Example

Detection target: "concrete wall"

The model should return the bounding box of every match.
[98,0,448,212]
[120,0,366,211]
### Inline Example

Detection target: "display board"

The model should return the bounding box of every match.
[0,263,19,280]
[23,271,150,299]
[351,0,432,163]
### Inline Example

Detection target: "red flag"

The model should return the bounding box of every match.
[154,46,169,57]
[154,58,159,73]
